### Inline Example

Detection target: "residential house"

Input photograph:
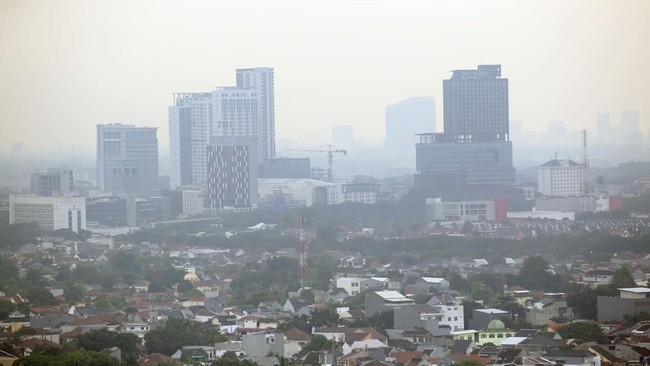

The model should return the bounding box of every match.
[242,330,284,358]
[394,305,449,336]
[579,269,615,289]
[526,296,574,326]
[284,327,311,358]
[365,291,415,317]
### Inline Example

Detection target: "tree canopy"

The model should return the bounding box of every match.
[144,318,227,356]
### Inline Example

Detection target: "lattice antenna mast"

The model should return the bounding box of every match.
[299,215,307,290]
[580,129,589,196]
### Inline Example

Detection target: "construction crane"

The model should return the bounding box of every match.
[286,145,347,182]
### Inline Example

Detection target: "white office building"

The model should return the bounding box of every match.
[169,67,275,188]
[538,159,581,197]
[10,195,86,233]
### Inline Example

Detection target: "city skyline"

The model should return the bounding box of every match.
[1,0,649,156]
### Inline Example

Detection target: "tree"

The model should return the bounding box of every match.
[557,322,607,343]
[612,267,635,288]
[0,256,19,292]
[365,310,394,335]
[298,335,334,357]
[211,351,259,366]
[309,304,339,328]
[14,349,118,365]
[24,287,58,306]
[144,318,227,356]
[450,360,487,366]
[75,328,141,360]
[63,283,85,304]
[0,300,16,320]
[517,256,559,291]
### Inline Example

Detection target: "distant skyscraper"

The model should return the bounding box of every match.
[31,168,74,196]
[169,67,275,188]
[443,65,508,141]
[385,97,436,150]
[621,110,642,145]
[414,65,515,199]
[96,124,159,198]
[207,136,258,209]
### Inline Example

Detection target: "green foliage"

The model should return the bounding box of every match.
[516,256,565,291]
[0,299,16,320]
[23,287,58,306]
[450,360,487,366]
[298,335,334,357]
[75,328,141,360]
[211,351,259,366]
[14,349,119,365]
[109,251,144,284]
[73,264,117,290]
[144,317,226,356]
[0,223,40,252]
[364,310,394,335]
[612,267,636,288]
[567,285,617,320]
[22,268,50,288]
[309,304,339,328]
[63,283,85,304]
[0,256,19,292]
[623,311,650,324]
[93,296,126,312]
[557,322,607,343]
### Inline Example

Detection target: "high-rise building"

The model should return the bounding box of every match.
[414,65,515,199]
[385,97,436,150]
[538,159,581,197]
[10,195,86,233]
[621,110,642,145]
[31,168,74,196]
[207,136,258,209]
[443,65,507,142]
[96,124,159,198]
[169,67,275,188]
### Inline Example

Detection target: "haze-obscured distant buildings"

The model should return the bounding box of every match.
[31,168,74,196]
[169,67,275,189]
[596,111,642,146]
[9,195,86,233]
[96,124,159,198]
[385,97,436,150]
[414,65,515,200]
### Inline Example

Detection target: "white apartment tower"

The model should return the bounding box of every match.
[169,67,275,188]
[538,158,581,197]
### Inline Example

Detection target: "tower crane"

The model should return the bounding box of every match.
[286,145,347,182]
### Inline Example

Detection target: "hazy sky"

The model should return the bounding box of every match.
[1,0,649,156]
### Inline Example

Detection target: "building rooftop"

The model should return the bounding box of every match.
[540,159,580,168]
[619,287,650,293]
